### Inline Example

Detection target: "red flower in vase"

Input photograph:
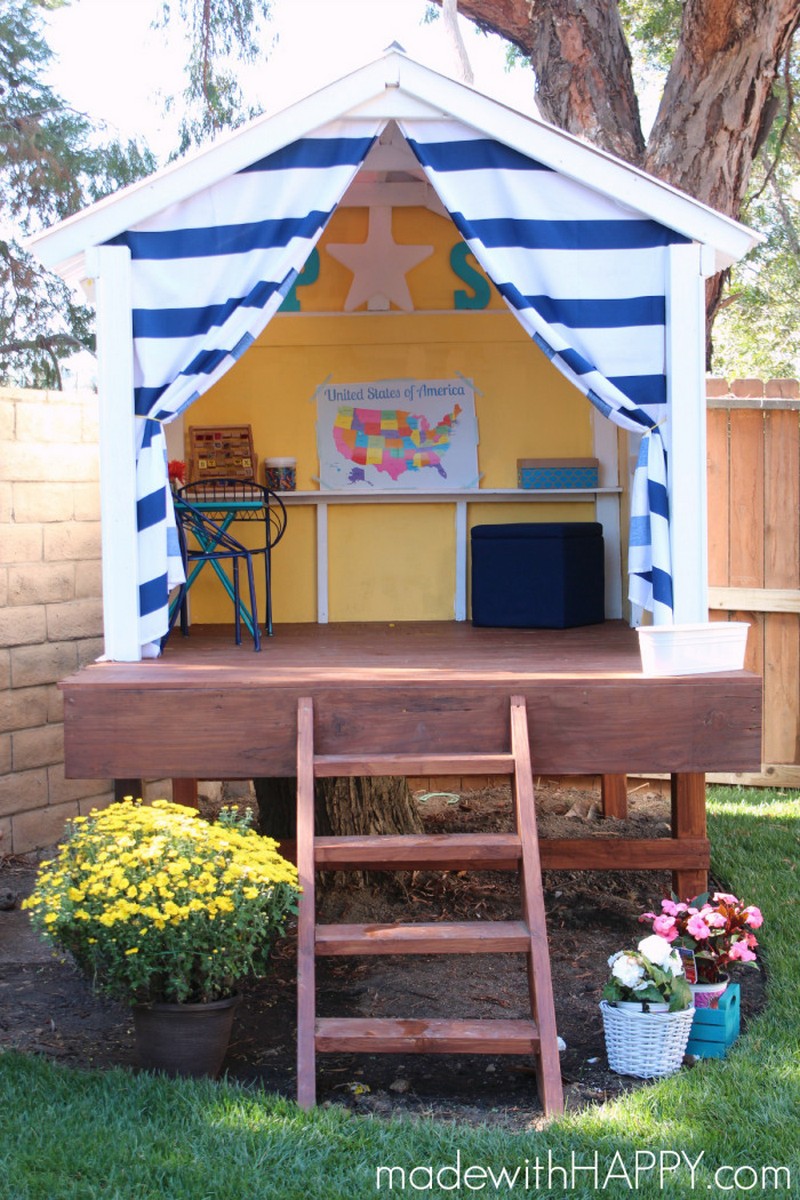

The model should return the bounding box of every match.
[168,460,187,487]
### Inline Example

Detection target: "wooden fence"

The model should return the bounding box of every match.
[706,380,800,786]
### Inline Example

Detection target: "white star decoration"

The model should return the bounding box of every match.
[326,206,433,312]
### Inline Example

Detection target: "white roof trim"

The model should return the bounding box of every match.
[29,48,760,276]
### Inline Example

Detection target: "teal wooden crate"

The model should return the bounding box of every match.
[686,983,740,1058]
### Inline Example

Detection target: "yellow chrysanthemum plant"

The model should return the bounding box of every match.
[23,799,300,1006]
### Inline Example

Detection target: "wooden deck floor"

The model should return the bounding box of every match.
[61,620,761,779]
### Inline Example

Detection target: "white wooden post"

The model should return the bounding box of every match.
[665,242,708,623]
[316,500,329,623]
[84,245,141,661]
[591,408,622,619]
[454,499,467,620]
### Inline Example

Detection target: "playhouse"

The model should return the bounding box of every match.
[30,49,763,1109]
[30,42,763,865]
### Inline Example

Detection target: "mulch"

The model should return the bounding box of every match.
[0,783,766,1130]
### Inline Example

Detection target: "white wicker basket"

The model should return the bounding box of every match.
[600,1001,696,1078]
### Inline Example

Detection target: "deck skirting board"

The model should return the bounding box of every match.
[59,622,761,780]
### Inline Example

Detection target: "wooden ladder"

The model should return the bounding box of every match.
[295,694,564,1116]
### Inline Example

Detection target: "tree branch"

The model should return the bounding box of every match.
[645,0,800,215]
[436,0,645,162]
[0,333,86,356]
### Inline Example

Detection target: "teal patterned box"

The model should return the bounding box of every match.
[517,458,599,489]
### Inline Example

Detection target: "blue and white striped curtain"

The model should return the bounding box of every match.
[107,118,381,651]
[400,119,681,622]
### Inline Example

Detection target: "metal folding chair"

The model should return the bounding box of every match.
[178,478,287,636]
[166,498,262,651]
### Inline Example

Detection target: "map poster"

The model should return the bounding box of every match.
[316,377,479,490]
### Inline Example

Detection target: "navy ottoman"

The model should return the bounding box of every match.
[471,522,605,629]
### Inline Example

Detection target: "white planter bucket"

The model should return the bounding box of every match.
[637,622,749,676]
[600,1001,695,1078]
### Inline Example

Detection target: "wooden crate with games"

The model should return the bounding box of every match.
[187,425,257,483]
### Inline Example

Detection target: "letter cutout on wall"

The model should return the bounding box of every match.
[450,243,491,310]
[280,248,321,311]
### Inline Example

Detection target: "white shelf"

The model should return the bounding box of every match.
[280,487,621,505]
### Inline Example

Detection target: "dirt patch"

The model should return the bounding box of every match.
[0,784,766,1130]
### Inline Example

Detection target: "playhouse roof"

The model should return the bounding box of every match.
[30,47,759,282]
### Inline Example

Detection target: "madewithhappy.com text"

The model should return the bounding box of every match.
[374,1149,792,1192]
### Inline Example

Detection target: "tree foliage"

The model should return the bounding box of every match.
[0,0,277,386]
[0,0,155,387]
[157,0,273,154]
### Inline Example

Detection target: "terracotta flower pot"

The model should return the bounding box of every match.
[132,994,240,1078]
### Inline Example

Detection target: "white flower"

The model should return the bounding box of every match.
[638,934,675,967]
[664,949,685,977]
[611,953,645,988]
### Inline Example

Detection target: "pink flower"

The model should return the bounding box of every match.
[686,913,711,939]
[639,891,763,974]
[744,905,763,929]
[652,915,678,939]
[728,941,757,963]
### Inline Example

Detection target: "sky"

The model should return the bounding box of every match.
[44,0,538,158]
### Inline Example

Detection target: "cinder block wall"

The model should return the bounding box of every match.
[0,386,113,852]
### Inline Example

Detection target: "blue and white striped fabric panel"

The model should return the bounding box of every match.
[106,118,381,649]
[400,118,686,618]
[630,430,672,623]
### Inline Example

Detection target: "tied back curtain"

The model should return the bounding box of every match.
[399,118,686,623]
[107,118,381,650]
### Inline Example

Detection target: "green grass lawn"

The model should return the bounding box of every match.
[2,786,799,1199]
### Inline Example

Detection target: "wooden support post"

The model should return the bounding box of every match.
[295,697,317,1109]
[671,771,708,898]
[601,774,628,819]
[171,779,199,808]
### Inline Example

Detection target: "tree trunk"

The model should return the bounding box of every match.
[254,775,423,889]
[644,0,800,218]
[452,0,646,162]
[253,776,298,839]
[318,775,423,839]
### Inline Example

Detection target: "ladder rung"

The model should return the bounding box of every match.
[315,1017,540,1054]
[316,920,531,956]
[313,752,515,778]
[314,832,522,871]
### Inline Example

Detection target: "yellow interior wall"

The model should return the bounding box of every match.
[184,205,597,624]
